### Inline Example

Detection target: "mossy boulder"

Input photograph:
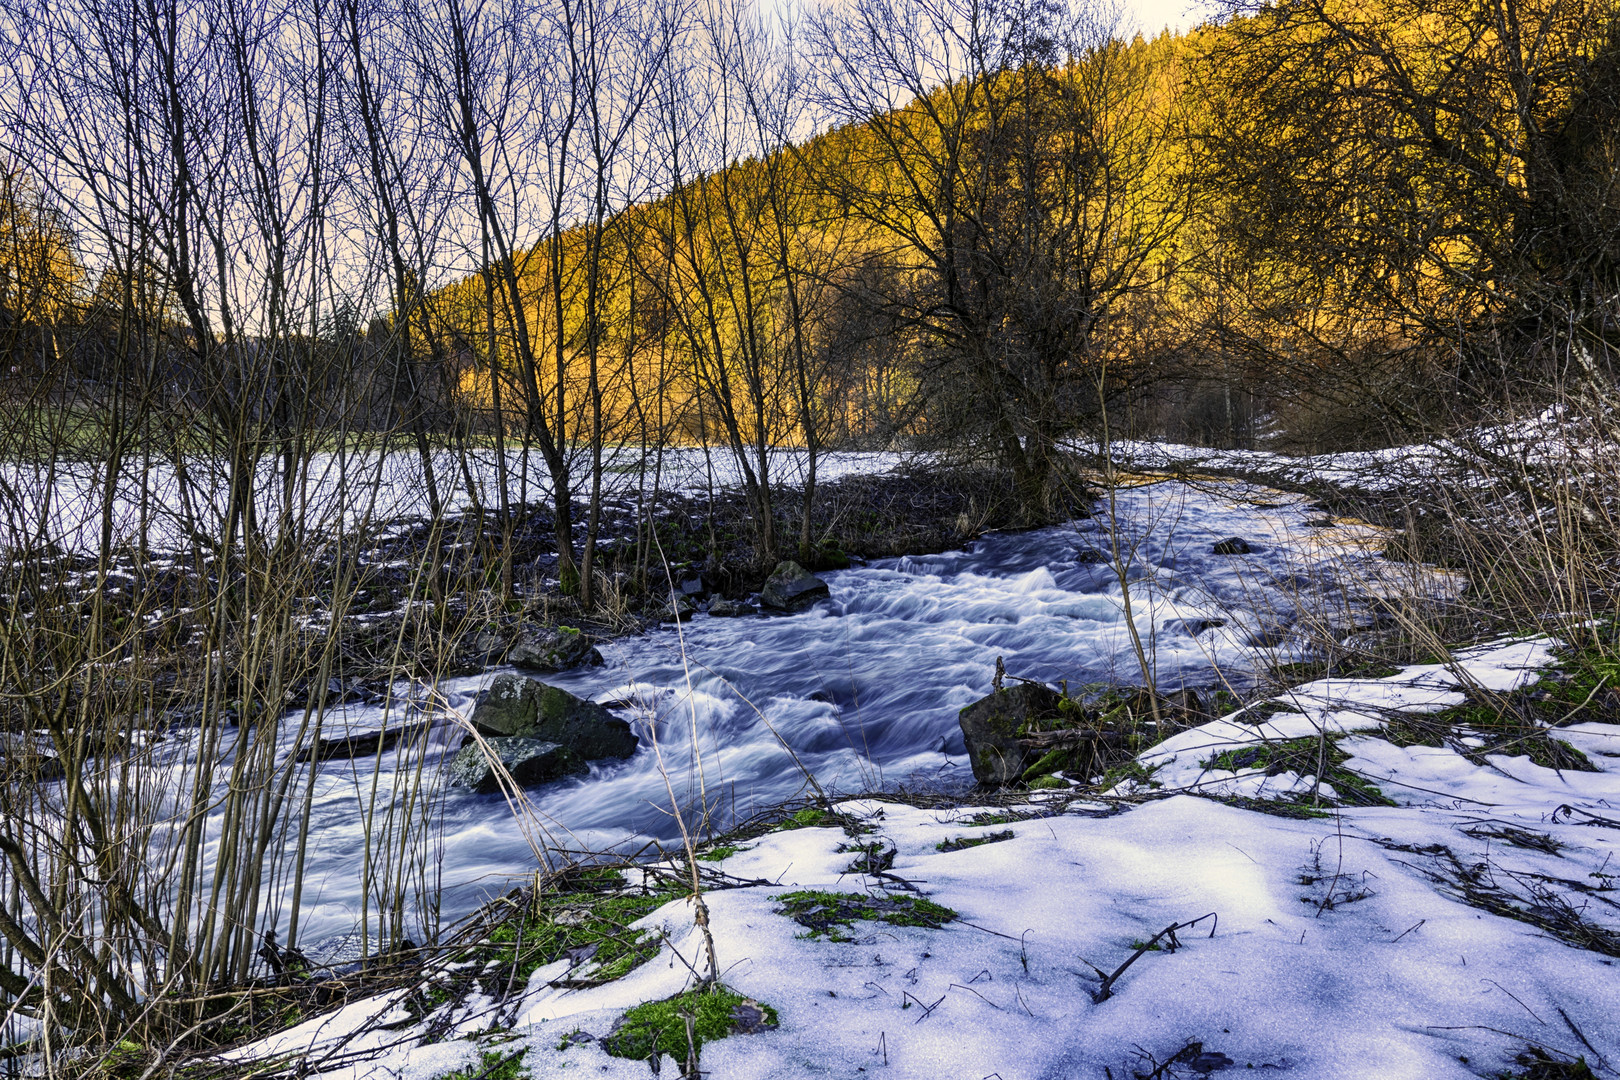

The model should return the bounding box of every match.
[957,682,1065,786]
[759,561,830,612]
[508,624,603,672]
[448,738,585,793]
[470,674,638,760]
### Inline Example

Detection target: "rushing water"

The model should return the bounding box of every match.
[195,476,1428,950]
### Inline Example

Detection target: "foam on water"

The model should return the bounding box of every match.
[219,478,1432,946]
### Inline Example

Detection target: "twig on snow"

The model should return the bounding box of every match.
[1082,912,1218,1003]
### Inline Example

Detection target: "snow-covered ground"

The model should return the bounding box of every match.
[223,634,1620,1079]
[0,445,904,554]
[1083,405,1610,496]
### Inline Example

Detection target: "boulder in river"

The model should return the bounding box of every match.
[706,597,748,617]
[1211,536,1254,555]
[957,682,1065,786]
[469,674,638,760]
[507,624,603,672]
[957,682,1130,788]
[448,737,586,794]
[759,561,829,612]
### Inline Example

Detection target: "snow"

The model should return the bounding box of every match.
[0,446,907,555]
[222,633,1620,1079]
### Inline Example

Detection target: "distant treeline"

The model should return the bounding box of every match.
[1,0,1617,552]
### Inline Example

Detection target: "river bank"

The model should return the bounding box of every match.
[192,628,1620,1080]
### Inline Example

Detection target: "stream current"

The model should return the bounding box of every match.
[164,478,1421,950]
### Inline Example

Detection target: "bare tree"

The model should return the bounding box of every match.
[809,0,1189,516]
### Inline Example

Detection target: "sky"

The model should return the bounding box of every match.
[1125,0,1222,35]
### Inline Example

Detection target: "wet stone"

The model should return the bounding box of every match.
[507,624,602,672]
[447,737,585,794]
[759,561,830,612]
[957,682,1064,786]
[469,674,638,760]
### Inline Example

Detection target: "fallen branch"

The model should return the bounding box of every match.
[1083,913,1217,1003]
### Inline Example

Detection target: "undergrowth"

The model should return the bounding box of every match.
[456,867,682,994]
[773,890,958,942]
[435,1048,529,1080]
[1202,738,1395,807]
[601,988,777,1066]
[937,830,1014,852]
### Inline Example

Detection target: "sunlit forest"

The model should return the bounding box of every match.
[6,0,1615,563]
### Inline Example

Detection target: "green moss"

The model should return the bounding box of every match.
[773,890,957,941]
[961,811,1027,827]
[480,871,680,987]
[696,844,745,862]
[1097,759,1162,790]
[538,686,571,723]
[772,806,871,834]
[1492,1046,1597,1079]
[95,1038,149,1079]
[1382,712,1448,748]
[1231,700,1298,725]
[1215,794,1332,819]
[1027,774,1070,790]
[434,1049,528,1080]
[1422,700,1598,772]
[776,807,834,830]
[1020,746,1073,780]
[603,988,777,1064]
[936,830,1014,852]
[1202,738,1394,807]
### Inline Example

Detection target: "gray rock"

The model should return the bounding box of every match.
[659,594,696,622]
[706,597,748,617]
[294,721,431,764]
[448,737,585,794]
[471,629,507,655]
[469,674,638,760]
[957,682,1064,786]
[759,561,830,612]
[1211,537,1253,555]
[507,624,602,672]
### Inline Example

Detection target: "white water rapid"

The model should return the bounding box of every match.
[145,478,1438,952]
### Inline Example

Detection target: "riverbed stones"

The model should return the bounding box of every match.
[659,594,696,622]
[759,561,829,612]
[470,673,638,760]
[295,721,431,764]
[957,682,1065,786]
[507,624,603,672]
[447,737,585,794]
[1211,536,1254,555]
